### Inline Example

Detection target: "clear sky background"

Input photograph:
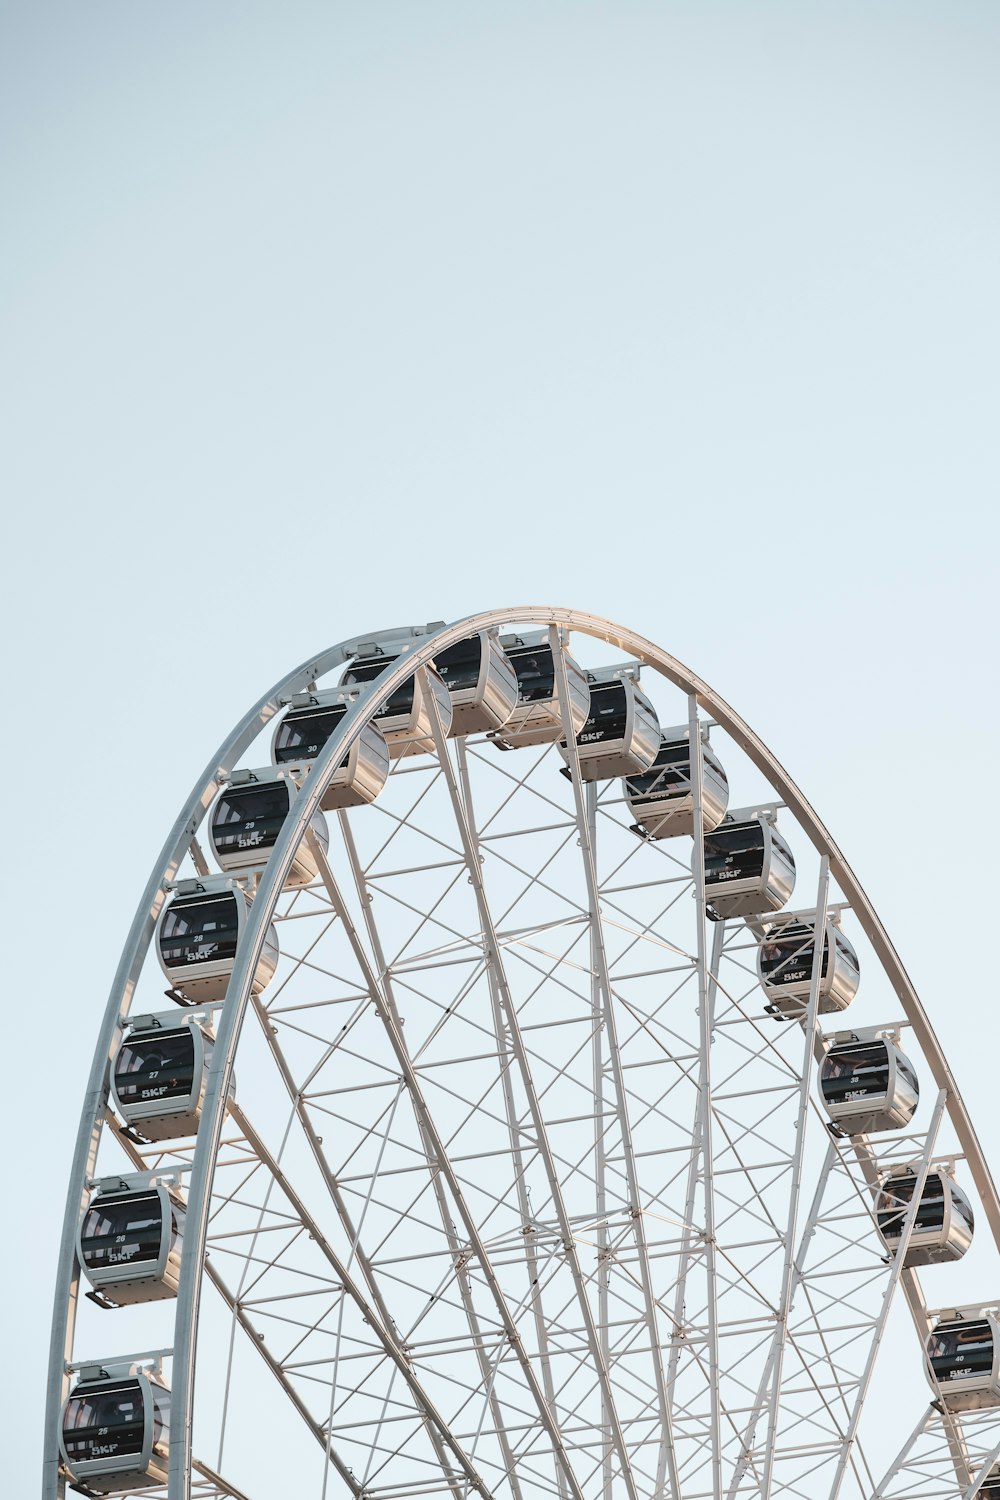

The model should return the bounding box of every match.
[3,2,998,1491]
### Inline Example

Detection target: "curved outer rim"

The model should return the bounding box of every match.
[44,605,999,1500]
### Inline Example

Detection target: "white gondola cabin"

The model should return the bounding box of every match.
[699,811,796,922]
[156,881,278,1003]
[876,1166,975,1266]
[625,730,730,839]
[490,633,590,750]
[926,1311,1000,1411]
[210,771,328,885]
[756,914,860,1019]
[433,631,519,735]
[111,1010,218,1140]
[974,1466,1000,1497]
[79,1182,185,1306]
[818,1031,919,1134]
[271,692,390,810]
[60,1366,171,1493]
[340,651,452,755]
[559,668,660,781]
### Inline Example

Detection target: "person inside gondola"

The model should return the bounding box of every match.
[115,1029,195,1104]
[516,652,553,700]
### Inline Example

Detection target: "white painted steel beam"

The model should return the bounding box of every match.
[46,607,1000,1500]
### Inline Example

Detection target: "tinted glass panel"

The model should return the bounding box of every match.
[759,925,830,986]
[212,784,289,857]
[274,704,349,765]
[704,822,765,884]
[114,1029,196,1106]
[952,1185,976,1234]
[877,1172,947,1237]
[820,1043,890,1105]
[159,894,239,970]
[578,683,628,746]
[150,1389,170,1448]
[834,934,857,967]
[929,1322,994,1379]
[704,747,727,779]
[897,1053,919,1095]
[63,1382,145,1463]
[434,637,483,693]
[343,657,414,717]
[627,740,690,799]
[506,645,556,703]
[81,1192,163,1273]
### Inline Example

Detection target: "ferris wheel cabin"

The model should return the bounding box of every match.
[432,630,520,734]
[79,1183,185,1306]
[699,812,796,921]
[926,1311,1000,1411]
[340,651,453,755]
[60,1366,170,1493]
[756,915,861,1019]
[559,669,660,781]
[156,883,278,1003]
[111,1012,218,1140]
[271,693,391,809]
[625,731,730,839]
[876,1166,975,1266]
[818,1033,919,1134]
[490,633,591,750]
[210,772,329,885]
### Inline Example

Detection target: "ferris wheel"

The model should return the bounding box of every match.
[43,607,1000,1500]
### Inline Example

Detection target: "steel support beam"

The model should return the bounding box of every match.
[306,829,588,1500]
[48,606,1000,1500]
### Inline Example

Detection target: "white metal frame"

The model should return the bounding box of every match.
[44,608,1000,1500]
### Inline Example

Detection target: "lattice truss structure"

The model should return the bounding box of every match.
[46,613,1000,1500]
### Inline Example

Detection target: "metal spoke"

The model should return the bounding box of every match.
[548,635,680,1500]
[422,665,645,1500]
[328,817,529,1500]
[307,823,589,1500]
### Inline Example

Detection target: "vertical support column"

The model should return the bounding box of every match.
[332,816,528,1500]
[311,825,587,1500]
[688,693,723,1500]
[587,780,614,1500]
[758,855,831,1500]
[420,670,639,1500]
[548,631,680,1500]
[455,739,570,1500]
[666,919,725,1412]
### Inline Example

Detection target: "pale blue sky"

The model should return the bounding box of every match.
[3,2,999,1489]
